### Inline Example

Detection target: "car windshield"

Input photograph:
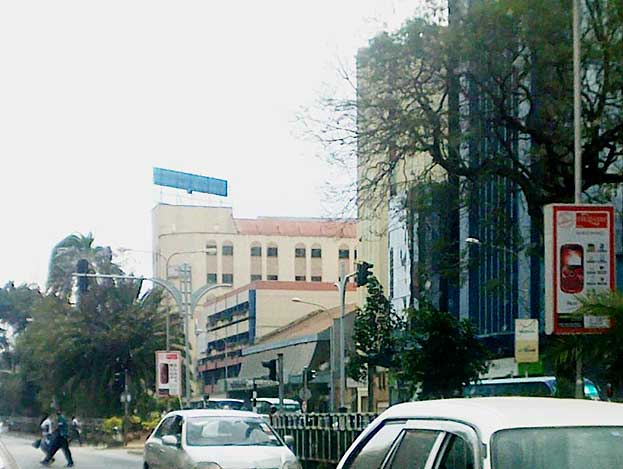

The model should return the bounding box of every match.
[186,416,283,447]
[492,427,623,468]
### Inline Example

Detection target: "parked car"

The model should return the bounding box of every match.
[255,398,301,415]
[204,398,247,410]
[336,397,623,469]
[186,397,248,411]
[144,409,301,469]
[463,376,601,400]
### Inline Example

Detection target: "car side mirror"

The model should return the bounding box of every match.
[162,435,180,447]
[283,435,294,450]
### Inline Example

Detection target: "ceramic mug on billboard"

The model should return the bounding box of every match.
[561,244,584,294]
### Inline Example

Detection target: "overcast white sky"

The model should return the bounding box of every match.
[0,0,419,288]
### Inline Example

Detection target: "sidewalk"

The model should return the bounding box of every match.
[124,440,144,456]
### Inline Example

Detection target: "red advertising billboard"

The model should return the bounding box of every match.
[545,204,615,335]
[156,351,182,397]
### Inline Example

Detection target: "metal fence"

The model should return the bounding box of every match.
[270,413,378,467]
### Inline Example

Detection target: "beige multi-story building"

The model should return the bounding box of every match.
[153,204,357,287]
[152,203,358,396]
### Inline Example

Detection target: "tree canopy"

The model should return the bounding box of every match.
[399,304,490,399]
[0,233,178,418]
[46,232,122,299]
[322,0,623,229]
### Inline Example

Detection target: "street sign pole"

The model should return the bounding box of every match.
[278,353,284,411]
[302,367,308,413]
[123,368,130,446]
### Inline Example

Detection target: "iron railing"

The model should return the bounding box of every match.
[270,413,378,466]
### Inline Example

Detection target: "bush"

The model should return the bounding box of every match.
[102,416,123,435]
[141,411,162,432]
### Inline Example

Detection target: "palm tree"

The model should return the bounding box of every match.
[46,233,122,300]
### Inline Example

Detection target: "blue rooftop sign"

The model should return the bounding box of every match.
[153,167,228,196]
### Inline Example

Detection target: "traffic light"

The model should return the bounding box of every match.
[262,359,277,381]
[76,259,89,294]
[305,368,317,382]
[356,261,373,287]
[113,370,125,390]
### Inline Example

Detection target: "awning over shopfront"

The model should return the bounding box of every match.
[238,334,321,384]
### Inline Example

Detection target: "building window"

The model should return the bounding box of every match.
[251,246,262,257]
[206,242,217,256]
[339,249,350,259]
[251,274,262,282]
[311,276,322,282]
[267,274,278,281]
[222,245,234,256]
[311,248,322,258]
[222,273,233,284]
[295,275,306,281]
[354,249,358,260]
[295,248,306,258]
[267,247,278,257]
[207,273,217,284]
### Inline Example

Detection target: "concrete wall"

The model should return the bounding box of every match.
[255,287,357,339]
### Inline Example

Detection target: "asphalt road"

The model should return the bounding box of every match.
[1,433,143,469]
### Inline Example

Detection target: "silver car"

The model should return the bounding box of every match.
[144,409,301,469]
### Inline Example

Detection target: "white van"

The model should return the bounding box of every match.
[255,398,301,415]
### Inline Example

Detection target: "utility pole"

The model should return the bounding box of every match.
[179,264,193,404]
[252,378,258,413]
[72,271,230,407]
[278,353,284,411]
[302,366,309,413]
[572,0,584,401]
[336,272,356,411]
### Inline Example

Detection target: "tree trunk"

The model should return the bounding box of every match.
[367,364,375,413]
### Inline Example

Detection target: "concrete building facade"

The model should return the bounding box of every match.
[196,281,357,397]
[151,203,358,396]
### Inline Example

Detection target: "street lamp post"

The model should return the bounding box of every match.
[291,298,334,410]
[118,247,215,352]
[335,273,356,411]
[72,271,229,405]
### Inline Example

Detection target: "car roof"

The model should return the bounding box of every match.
[165,409,261,419]
[381,397,623,441]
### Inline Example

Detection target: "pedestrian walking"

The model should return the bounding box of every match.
[35,414,55,462]
[71,415,82,446]
[41,409,74,467]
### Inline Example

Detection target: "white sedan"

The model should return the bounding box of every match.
[144,409,301,469]
[337,397,623,469]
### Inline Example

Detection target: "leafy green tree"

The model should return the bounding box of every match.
[321,0,623,230]
[0,282,42,371]
[46,233,122,299]
[562,291,623,400]
[16,281,174,417]
[347,277,405,411]
[399,304,489,399]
